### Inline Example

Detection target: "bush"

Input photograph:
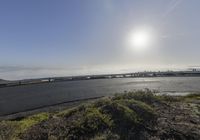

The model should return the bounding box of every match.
[8,90,159,140]
[67,107,112,139]
[0,113,49,140]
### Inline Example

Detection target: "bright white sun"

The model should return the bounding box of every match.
[127,27,155,52]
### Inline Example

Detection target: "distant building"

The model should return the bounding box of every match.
[192,69,197,72]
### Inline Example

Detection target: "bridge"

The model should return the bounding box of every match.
[1,70,200,88]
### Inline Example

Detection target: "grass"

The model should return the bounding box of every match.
[1,90,199,140]
[183,93,200,100]
[20,91,158,140]
[0,113,49,140]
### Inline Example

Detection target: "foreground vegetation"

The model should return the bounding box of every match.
[0,90,200,140]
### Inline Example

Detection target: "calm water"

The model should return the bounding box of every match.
[1,77,200,116]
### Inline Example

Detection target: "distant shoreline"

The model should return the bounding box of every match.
[1,70,200,88]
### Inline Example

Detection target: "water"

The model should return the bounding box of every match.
[1,77,200,116]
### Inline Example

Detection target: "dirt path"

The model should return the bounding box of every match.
[151,100,200,139]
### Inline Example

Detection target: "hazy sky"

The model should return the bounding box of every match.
[1,0,200,80]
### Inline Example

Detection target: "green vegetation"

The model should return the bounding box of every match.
[182,93,200,101]
[0,113,49,140]
[1,90,200,140]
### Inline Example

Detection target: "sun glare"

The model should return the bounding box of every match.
[127,27,155,52]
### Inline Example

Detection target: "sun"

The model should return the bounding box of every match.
[127,27,154,52]
[131,30,151,47]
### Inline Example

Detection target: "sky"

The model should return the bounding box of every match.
[0,0,200,80]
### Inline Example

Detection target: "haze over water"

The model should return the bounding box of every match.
[0,0,200,80]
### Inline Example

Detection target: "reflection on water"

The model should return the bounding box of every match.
[0,77,200,115]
